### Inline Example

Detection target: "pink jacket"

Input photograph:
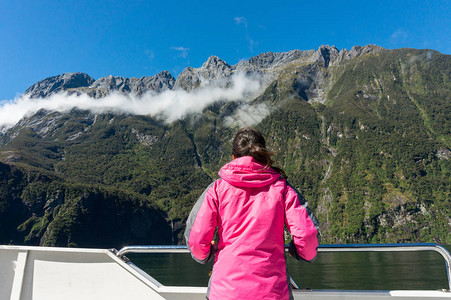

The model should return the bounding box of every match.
[185,156,319,299]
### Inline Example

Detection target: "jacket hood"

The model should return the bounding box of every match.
[218,156,281,188]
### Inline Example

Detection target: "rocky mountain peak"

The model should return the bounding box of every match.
[203,56,231,69]
[90,75,130,92]
[86,71,176,98]
[129,71,175,95]
[21,45,386,98]
[236,50,316,72]
[25,72,95,98]
[349,44,382,57]
[314,45,340,68]
[174,56,233,91]
[336,44,383,64]
[24,71,176,99]
[155,70,174,79]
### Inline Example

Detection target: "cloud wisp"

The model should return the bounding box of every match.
[234,16,255,53]
[224,103,271,128]
[234,17,247,27]
[145,49,155,60]
[171,46,190,58]
[0,73,269,129]
[390,28,409,45]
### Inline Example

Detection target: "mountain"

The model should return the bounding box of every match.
[0,45,449,248]
[25,72,95,98]
[25,70,175,99]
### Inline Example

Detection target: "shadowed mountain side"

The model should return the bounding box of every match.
[0,162,172,248]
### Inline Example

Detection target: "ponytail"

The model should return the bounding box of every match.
[232,127,287,178]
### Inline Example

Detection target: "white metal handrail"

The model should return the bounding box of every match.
[116,243,451,290]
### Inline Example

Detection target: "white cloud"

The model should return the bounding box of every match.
[234,17,247,26]
[390,28,409,44]
[145,49,155,60]
[0,73,265,129]
[234,16,255,53]
[224,103,272,128]
[171,46,190,58]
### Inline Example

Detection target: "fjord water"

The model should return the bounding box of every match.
[128,246,450,290]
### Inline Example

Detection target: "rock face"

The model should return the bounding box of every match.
[25,71,175,99]
[87,70,175,98]
[23,45,383,99]
[172,45,383,94]
[314,45,340,67]
[237,49,316,72]
[174,56,234,91]
[342,45,383,60]
[25,73,95,98]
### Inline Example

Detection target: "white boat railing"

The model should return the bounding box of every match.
[116,243,451,291]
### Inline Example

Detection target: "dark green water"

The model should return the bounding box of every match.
[128,246,450,291]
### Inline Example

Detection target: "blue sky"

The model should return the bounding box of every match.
[1,0,450,100]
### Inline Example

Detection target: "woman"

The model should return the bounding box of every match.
[184,127,319,299]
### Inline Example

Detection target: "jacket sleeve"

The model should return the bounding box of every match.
[284,183,319,262]
[184,181,218,264]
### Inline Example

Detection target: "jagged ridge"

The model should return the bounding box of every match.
[24,45,382,99]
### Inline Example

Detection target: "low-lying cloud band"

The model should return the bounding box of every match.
[0,73,271,130]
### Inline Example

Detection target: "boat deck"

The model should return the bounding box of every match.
[1,244,450,299]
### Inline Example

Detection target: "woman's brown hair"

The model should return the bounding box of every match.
[232,127,286,178]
